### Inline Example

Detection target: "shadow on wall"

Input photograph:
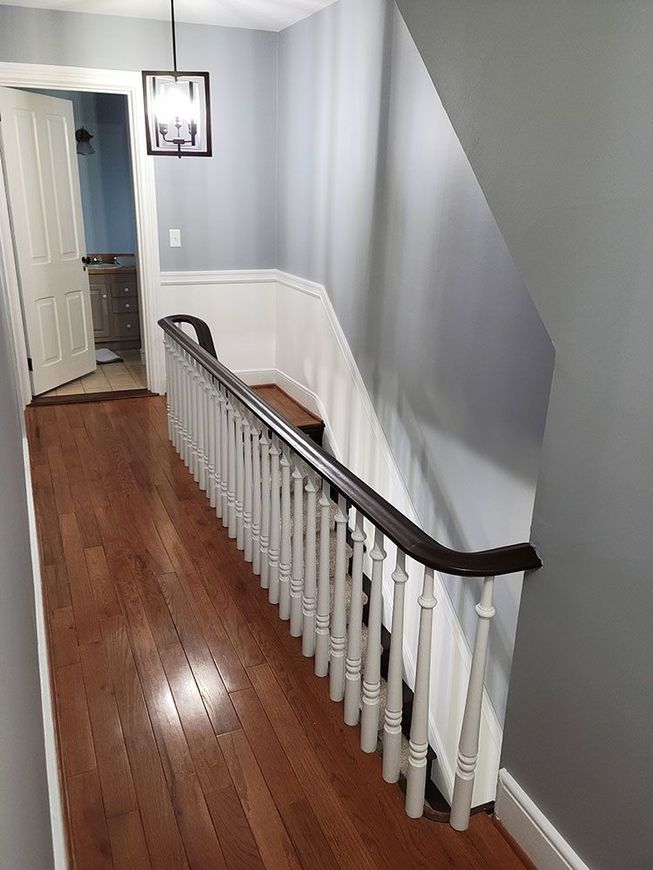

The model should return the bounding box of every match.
[277,0,555,723]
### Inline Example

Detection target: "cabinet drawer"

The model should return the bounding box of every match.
[112,280,138,298]
[111,296,139,314]
[112,312,141,338]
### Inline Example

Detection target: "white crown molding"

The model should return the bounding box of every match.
[496,770,592,870]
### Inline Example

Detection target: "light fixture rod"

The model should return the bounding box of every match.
[170,0,178,73]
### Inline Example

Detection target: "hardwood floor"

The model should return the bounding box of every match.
[26,396,526,870]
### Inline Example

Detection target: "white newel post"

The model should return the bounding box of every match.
[251,425,262,575]
[243,417,253,562]
[383,550,408,783]
[259,430,271,589]
[449,576,496,831]
[268,437,281,605]
[361,527,386,752]
[329,494,348,701]
[405,566,437,818]
[314,481,331,677]
[279,445,292,620]
[344,510,366,726]
[302,470,318,658]
[290,463,304,637]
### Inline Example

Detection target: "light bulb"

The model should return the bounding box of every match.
[155,82,194,126]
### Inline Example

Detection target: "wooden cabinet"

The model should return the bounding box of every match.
[89,285,111,341]
[87,268,141,349]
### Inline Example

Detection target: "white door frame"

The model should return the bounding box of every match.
[0,61,164,407]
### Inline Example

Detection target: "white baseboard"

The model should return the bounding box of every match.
[22,439,68,870]
[496,770,591,870]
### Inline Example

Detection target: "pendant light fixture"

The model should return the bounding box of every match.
[142,0,212,157]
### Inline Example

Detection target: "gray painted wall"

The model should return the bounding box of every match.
[30,89,136,253]
[0,303,53,866]
[396,1,653,867]
[0,5,277,270]
[277,0,554,723]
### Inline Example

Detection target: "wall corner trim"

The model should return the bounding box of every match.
[495,769,591,870]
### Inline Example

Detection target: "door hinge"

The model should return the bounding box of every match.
[27,357,32,372]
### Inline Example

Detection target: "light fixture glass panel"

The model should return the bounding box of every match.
[142,71,212,157]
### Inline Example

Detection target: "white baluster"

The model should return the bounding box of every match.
[235,406,245,550]
[211,384,221,512]
[361,527,386,752]
[227,401,237,538]
[330,494,348,701]
[302,470,318,657]
[383,550,408,783]
[405,566,437,818]
[191,367,200,483]
[197,373,207,492]
[206,382,217,509]
[220,390,229,524]
[243,417,253,562]
[259,429,271,589]
[315,481,332,677]
[278,445,292,620]
[181,354,191,468]
[168,343,179,452]
[268,437,281,605]
[344,510,366,726]
[289,463,304,637]
[164,338,174,443]
[450,576,496,831]
[251,425,262,575]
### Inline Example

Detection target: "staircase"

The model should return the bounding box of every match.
[160,313,542,829]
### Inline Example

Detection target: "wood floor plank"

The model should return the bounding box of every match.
[59,513,102,645]
[107,810,152,870]
[101,615,189,870]
[247,663,377,870]
[79,641,138,818]
[203,784,265,870]
[85,546,121,620]
[50,606,80,669]
[157,571,239,735]
[114,578,228,869]
[67,769,113,870]
[218,730,301,870]
[56,661,96,778]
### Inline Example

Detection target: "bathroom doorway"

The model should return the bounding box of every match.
[0,85,148,402]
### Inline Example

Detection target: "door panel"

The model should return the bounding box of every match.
[0,87,96,395]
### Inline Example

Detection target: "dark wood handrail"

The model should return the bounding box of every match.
[159,315,542,578]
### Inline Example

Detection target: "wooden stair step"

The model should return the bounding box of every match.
[251,384,324,445]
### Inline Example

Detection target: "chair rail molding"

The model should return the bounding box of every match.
[496,770,592,870]
[0,61,163,405]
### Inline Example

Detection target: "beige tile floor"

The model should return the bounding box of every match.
[42,349,147,397]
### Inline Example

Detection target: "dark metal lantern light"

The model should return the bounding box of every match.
[142,0,212,157]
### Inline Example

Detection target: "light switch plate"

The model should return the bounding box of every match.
[169,228,182,248]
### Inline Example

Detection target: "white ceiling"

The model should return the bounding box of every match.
[0,0,339,31]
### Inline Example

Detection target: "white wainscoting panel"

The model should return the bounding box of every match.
[159,270,277,378]
[159,268,505,805]
[496,770,592,870]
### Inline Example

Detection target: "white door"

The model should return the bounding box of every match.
[0,87,96,395]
